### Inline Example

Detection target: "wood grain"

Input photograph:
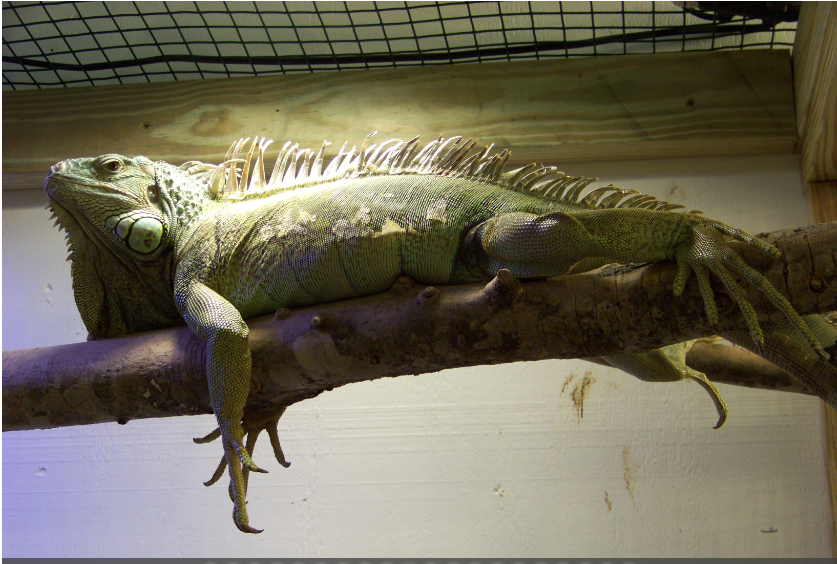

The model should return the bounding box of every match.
[795,4,837,554]
[3,50,796,190]
[806,181,837,225]
[794,2,837,185]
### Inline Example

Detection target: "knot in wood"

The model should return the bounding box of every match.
[809,272,827,293]
[418,286,439,304]
[311,311,338,330]
[481,268,522,306]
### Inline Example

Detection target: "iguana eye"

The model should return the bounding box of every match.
[101,159,122,173]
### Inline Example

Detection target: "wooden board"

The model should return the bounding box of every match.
[794,2,837,185]
[794,3,837,555]
[3,49,797,191]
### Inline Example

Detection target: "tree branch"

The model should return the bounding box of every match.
[4,222,836,431]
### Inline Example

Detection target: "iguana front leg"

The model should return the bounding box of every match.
[176,280,266,533]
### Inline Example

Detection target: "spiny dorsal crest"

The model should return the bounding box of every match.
[181,133,699,214]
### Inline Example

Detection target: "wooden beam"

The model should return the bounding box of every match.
[794,2,837,556]
[3,49,796,191]
[794,2,837,186]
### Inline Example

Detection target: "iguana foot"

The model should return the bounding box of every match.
[193,411,271,533]
[193,425,269,484]
[196,407,291,500]
[236,408,291,501]
[241,407,292,469]
[223,429,264,534]
[672,218,828,361]
[603,339,728,428]
[683,364,727,429]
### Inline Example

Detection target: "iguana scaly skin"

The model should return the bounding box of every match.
[44,133,830,532]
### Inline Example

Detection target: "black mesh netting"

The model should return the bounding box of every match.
[2,1,798,90]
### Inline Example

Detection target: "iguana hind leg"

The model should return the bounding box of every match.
[465,209,832,426]
[465,210,827,361]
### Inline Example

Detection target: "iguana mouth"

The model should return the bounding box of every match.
[45,169,113,195]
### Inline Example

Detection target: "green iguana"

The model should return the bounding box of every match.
[44,133,832,533]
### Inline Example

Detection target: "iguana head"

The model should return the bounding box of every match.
[44,154,209,338]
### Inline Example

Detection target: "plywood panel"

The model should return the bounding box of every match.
[3,50,796,190]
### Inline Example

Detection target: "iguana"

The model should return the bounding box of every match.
[44,133,833,533]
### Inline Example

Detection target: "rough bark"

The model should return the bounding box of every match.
[3,221,836,432]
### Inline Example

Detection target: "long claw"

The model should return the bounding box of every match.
[200,407,293,520]
[247,462,268,474]
[235,520,263,534]
[686,369,728,429]
[240,427,263,496]
[193,427,221,444]
[204,455,228,487]
[712,221,782,260]
[266,424,291,468]
[603,341,728,427]
[229,436,266,474]
[195,415,265,533]
[223,437,260,534]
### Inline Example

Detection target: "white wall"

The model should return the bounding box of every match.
[2,153,830,557]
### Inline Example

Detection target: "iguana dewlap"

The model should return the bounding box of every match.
[44,133,829,533]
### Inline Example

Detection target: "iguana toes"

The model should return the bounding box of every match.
[44,133,829,532]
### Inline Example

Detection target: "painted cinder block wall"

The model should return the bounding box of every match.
[2,152,830,557]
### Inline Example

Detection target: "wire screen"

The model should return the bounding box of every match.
[2,1,799,91]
